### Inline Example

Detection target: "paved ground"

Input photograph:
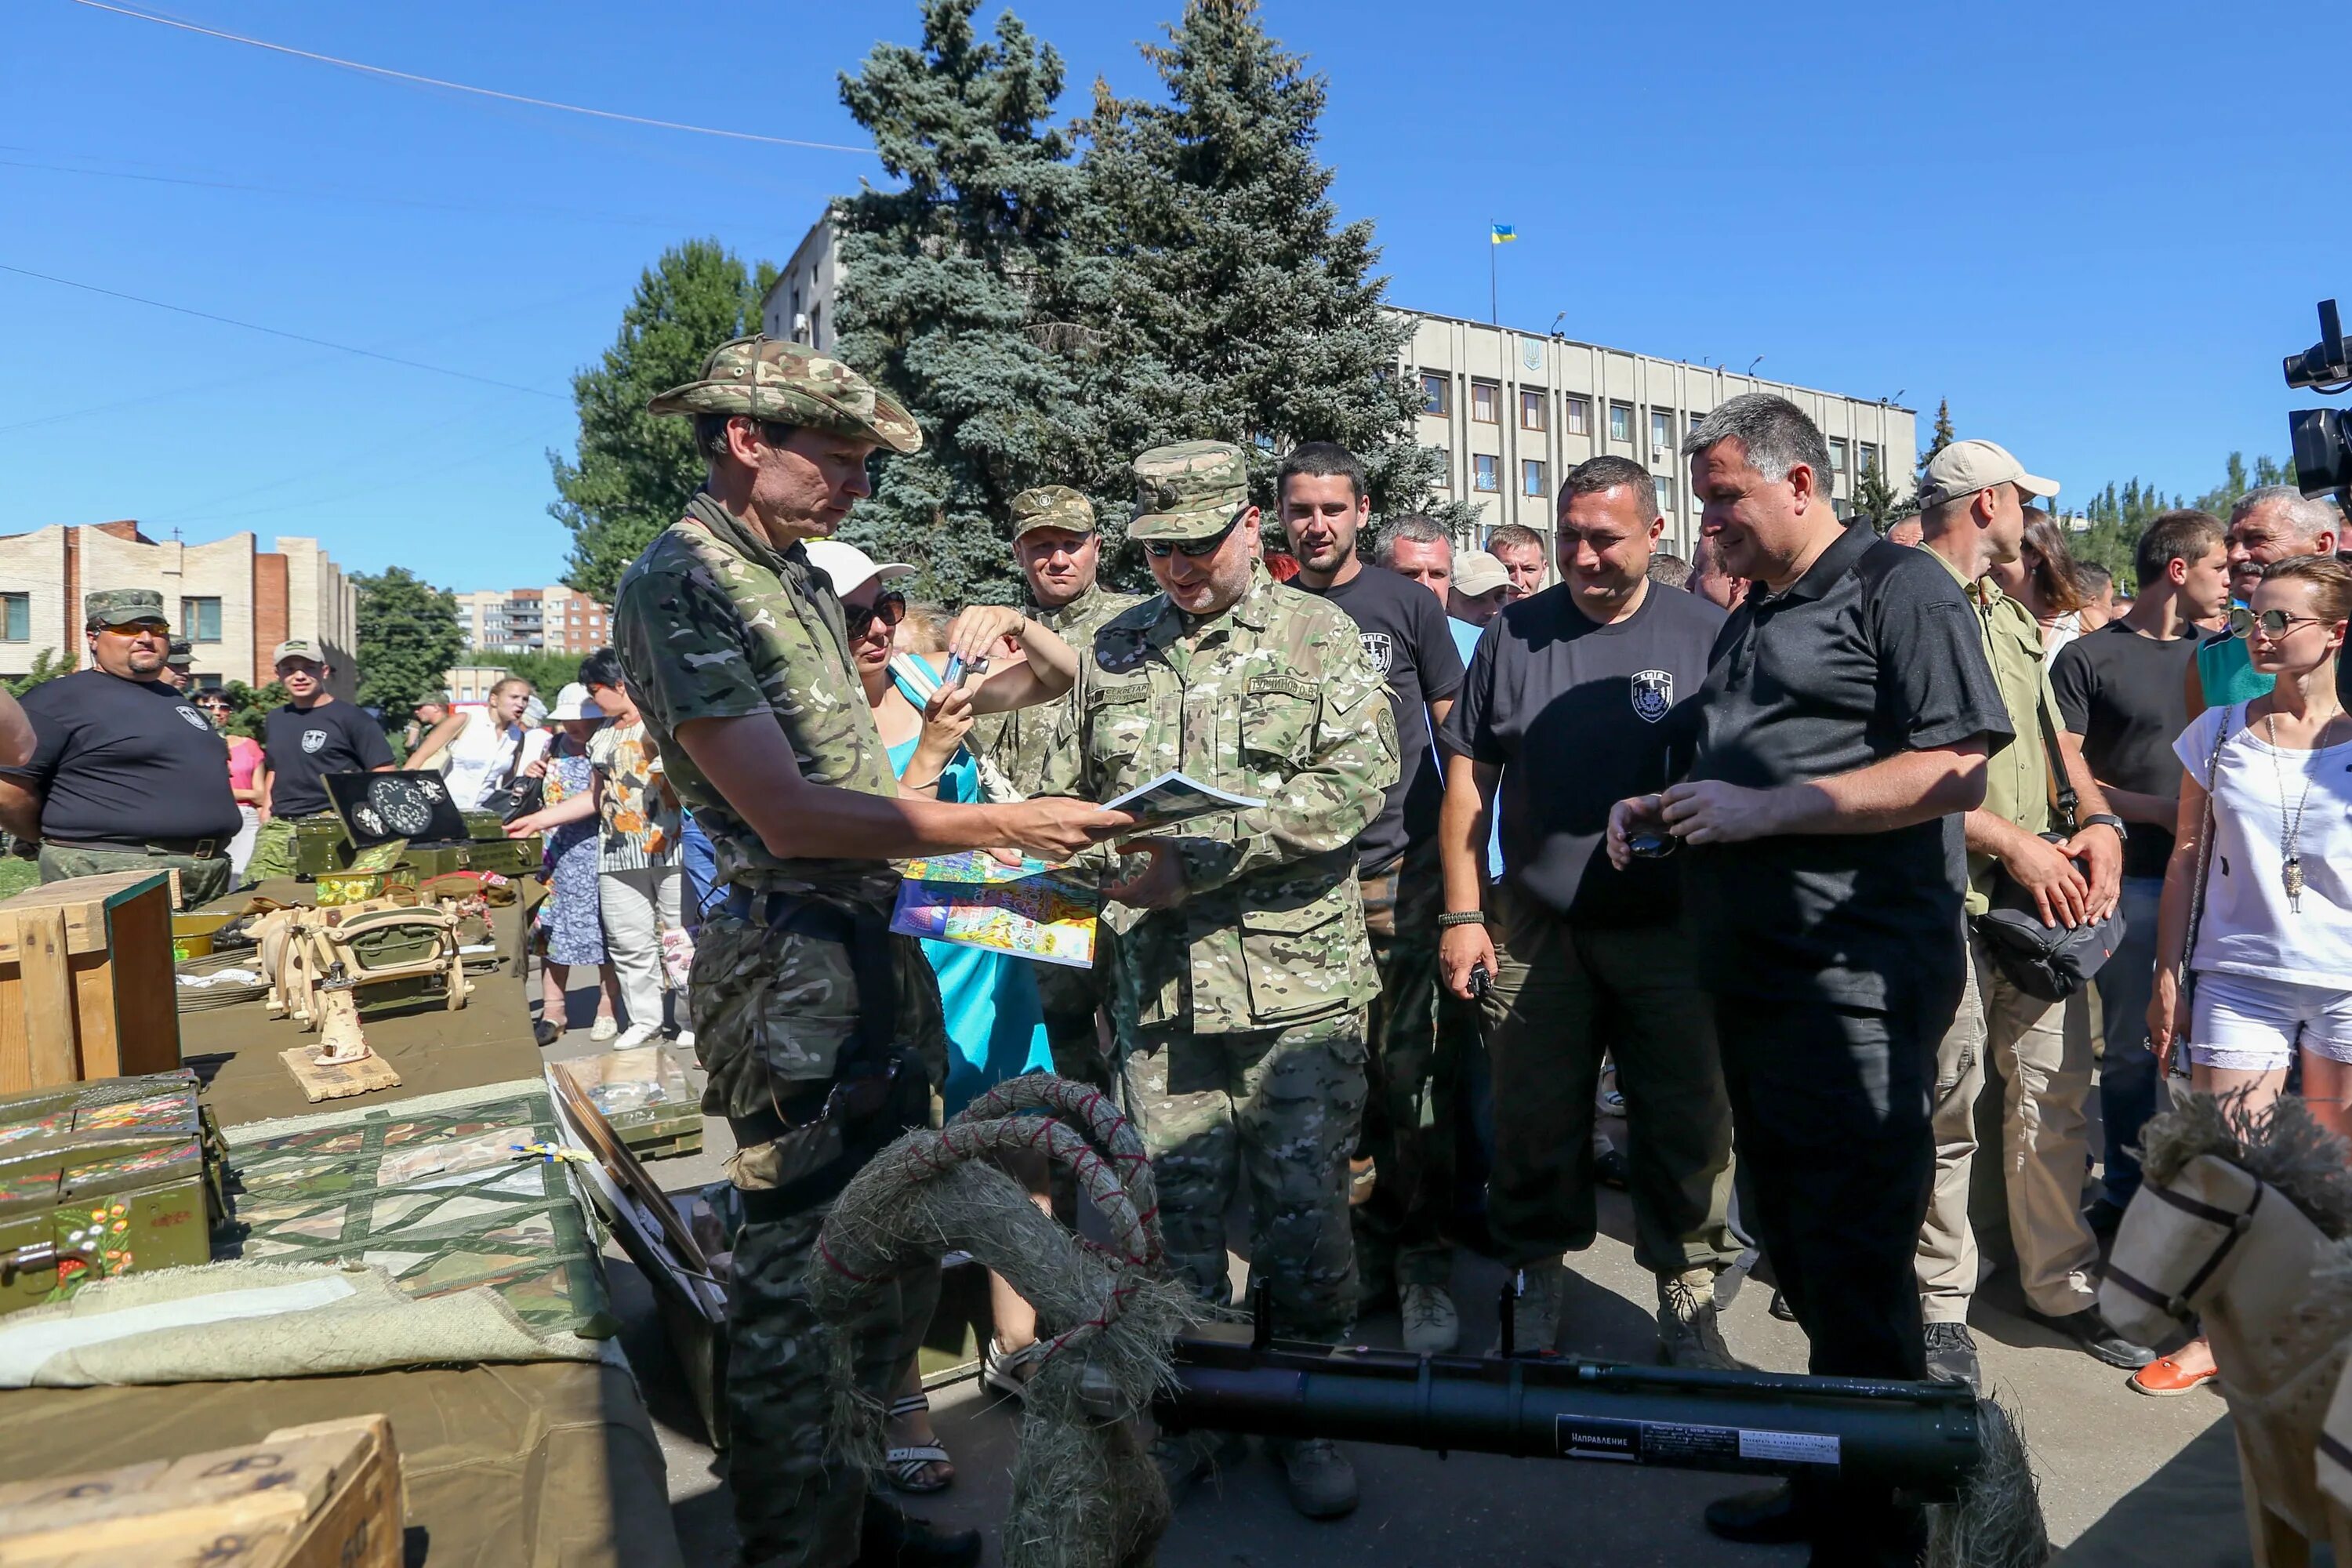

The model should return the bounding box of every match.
[539,982,2247,1567]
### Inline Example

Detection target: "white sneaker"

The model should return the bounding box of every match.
[611,1023,659,1051]
[673,1029,696,1051]
[587,1017,619,1043]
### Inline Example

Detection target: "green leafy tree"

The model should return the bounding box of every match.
[216,679,287,740]
[353,568,464,718]
[1075,0,1460,564]
[1915,397,1955,486]
[2,648,71,697]
[550,240,779,600]
[832,0,1095,607]
[457,647,591,701]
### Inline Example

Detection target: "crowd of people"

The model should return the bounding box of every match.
[2,327,2347,1568]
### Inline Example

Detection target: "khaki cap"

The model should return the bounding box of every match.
[1009,485,1096,539]
[648,335,922,456]
[85,588,166,628]
[1452,550,1510,598]
[165,639,194,667]
[273,638,323,666]
[1130,441,1250,542]
[1918,439,2059,508]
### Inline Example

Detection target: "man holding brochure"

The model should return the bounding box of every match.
[1037,440,1399,1522]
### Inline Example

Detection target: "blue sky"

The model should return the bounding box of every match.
[6,0,2347,592]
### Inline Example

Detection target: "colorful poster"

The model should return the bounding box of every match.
[891,867,1100,968]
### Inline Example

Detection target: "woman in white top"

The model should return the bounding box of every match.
[408,677,547,810]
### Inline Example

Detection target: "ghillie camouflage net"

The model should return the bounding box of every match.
[2138,1091,2352,1240]
[811,1074,1200,1568]
[1927,1399,2049,1568]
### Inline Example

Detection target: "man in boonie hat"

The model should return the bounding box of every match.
[612,338,1128,1568]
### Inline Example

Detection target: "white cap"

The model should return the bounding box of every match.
[1917,439,2060,508]
[547,682,604,721]
[1452,550,1511,598]
[803,539,916,597]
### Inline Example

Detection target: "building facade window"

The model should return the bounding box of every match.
[1609,401,1634,441]
[1565,396,1590,436]
[1520,389,1546,430]
[1827,437,1849,475]
[0,593,27,643]
[1523,459,1547,496]
[1650,409,1673,452]
[1472,454,1500,492]
[1472,381,1499,424]
[1857,441,1882,477]
[180,597,223,644]
[1420,372,1449,416]
[1653,474,1676,516]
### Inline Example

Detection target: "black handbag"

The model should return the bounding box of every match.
[474,729,544,823]
[1971,694,2126,1002]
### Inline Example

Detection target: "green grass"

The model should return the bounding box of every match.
[0,857,38,902]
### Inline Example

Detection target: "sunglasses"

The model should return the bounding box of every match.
[100,620,172,637]
[196,698,231,710]
[1142,513,1243,561]
[845,590,907,637]
[2230,605,2330,640]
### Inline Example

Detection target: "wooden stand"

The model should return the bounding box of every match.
[0,872,181,1093]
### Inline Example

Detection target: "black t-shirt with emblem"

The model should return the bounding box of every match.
[263,699,393,818]
[1441,581,1723,925]
[4,669,240,843]
[1301,564,1465,875]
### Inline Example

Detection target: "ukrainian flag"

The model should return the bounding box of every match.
[1490,223,1517,244]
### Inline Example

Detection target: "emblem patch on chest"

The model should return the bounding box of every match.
[301,728,328,753]
[1631,669,1673,723]
[176,706,209,730]
[1358,631,1393,677]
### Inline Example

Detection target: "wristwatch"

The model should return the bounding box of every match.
[2081,812,2128,843]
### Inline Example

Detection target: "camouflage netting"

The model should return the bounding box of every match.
[811,1075,1200,1568]
[1927,1399,2050,1568]
[2138,1091,2352,1239]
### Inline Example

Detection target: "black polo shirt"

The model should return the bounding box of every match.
[1682,522,2012,1007]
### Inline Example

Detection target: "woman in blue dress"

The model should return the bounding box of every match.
[807,539,1089,1491]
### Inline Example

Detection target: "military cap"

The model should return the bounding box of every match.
[85,588,166,629]
[273,638,322,666]
[1009,485,1097,539]
[165,639,194,668]
[1129,441,1251,542]
[648,335,922,456]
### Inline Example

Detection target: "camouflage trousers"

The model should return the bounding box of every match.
[1351,841,1455,1293]
[243,817,302,884]
[1121,1010,1368,1344]
[38,844,229,906]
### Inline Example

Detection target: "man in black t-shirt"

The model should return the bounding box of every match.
[1283,441,1467,1352]
[0,590,239,903]
[247,638,394,880]
[2051,508,2229,1229]
[1611,397,2010,1563]
[1437,456,1740,1369]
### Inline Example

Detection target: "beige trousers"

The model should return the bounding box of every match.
[1917,932,2100,1322]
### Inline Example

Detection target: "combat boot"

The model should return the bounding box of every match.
[856,1495,982,1567]
[1657,1267,1747,1370]
[1269,1436,1359,1519]
[1490,1257,1567,1355]
[1399,1281,1460,1354]
[1150,1428,1247,1504]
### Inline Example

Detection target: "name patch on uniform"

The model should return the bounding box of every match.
[1632,669,1673,723]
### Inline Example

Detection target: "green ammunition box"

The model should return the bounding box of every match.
[287,812,357,878]
[554,1046,703,1160]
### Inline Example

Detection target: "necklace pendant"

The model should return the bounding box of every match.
[2285,855,2305,912]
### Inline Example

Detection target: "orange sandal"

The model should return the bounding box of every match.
[2130,1353,2219,1396]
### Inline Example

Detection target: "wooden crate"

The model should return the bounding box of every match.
[0,1414,403,1567]
[0,873,183,1093]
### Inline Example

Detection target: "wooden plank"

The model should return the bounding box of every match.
[66,954,118,1081]
[279,1047,403,1103]
[103,881,181,1077]
[16,908,78,1091]
[0,873,168,959]
[0,914,29,1092]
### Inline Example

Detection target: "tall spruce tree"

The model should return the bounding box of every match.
[550,239,777,600]
[833,0,1093,607]
[1078,0,1455,554]
[1915,397,1955,486]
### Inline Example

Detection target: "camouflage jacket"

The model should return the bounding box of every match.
[1038,563,1397,1035]
[971,579,1146,795]
[612,493,900,915]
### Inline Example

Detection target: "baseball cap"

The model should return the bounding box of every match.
[1130,441,1251,543]
[1010,485,1097,539]
[85,588,166,629]
[801,539,916,599]
[1453,550,1510,598]
[1917,440,2059,509]
[165,640,194,668]
[547,682,604,721]
[648,335,922,456]
[273,638,323,666]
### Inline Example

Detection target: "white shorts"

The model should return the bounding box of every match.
[2187,971,2352,1071]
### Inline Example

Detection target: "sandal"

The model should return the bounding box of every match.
[2131,1352,2220,1396]
[884,1393,953,1494]
[534,1017,564,1047]
[982,1337,1047,1401]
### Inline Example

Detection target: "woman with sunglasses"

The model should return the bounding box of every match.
[2140,554,2352,1395]
[194,691,267,881]
[802,537,1084,1492]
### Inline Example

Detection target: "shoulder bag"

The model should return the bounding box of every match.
[1971,690,2129,1001]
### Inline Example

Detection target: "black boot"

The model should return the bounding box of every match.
[858,1494,982,1568]
[1704,1482,1811,1544]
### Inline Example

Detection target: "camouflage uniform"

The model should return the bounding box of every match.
[967,485,1144,1087]
[1036,443,1398,1343]
[615,336,946,1568]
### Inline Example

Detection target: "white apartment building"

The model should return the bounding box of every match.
[453,585,611,656]
[760,217,843,354]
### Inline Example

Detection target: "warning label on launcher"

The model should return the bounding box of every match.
[1557,1417,1839,1469]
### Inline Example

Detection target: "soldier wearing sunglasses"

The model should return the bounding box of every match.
[0,589,240,903]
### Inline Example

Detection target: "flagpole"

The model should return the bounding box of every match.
[1489,233,1497,325]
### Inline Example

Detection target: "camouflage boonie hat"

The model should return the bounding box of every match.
[648,335,922,456]
[1130,441,1250,542]
[165,640,194,668]
[85,588,166,628]
[1009,485,1097,539]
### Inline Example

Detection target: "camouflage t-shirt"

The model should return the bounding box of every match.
[613,493,900,913]
[1038,563,1398,1035]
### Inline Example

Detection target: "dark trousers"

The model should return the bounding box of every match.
[1352,842,1454,1290]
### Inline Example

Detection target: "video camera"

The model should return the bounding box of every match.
[2283,299,2352,500]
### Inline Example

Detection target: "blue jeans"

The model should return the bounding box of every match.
[2094,877,2165,1210]
[679,812,721,931]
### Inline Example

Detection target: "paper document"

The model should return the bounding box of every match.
[1104,771,1264,828]
[891,859,1102,968]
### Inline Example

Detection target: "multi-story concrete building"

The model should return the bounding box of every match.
[760,216,843,354]
[453,585,611,656]
[0,521,357,694]
[1403,313,1914,558]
